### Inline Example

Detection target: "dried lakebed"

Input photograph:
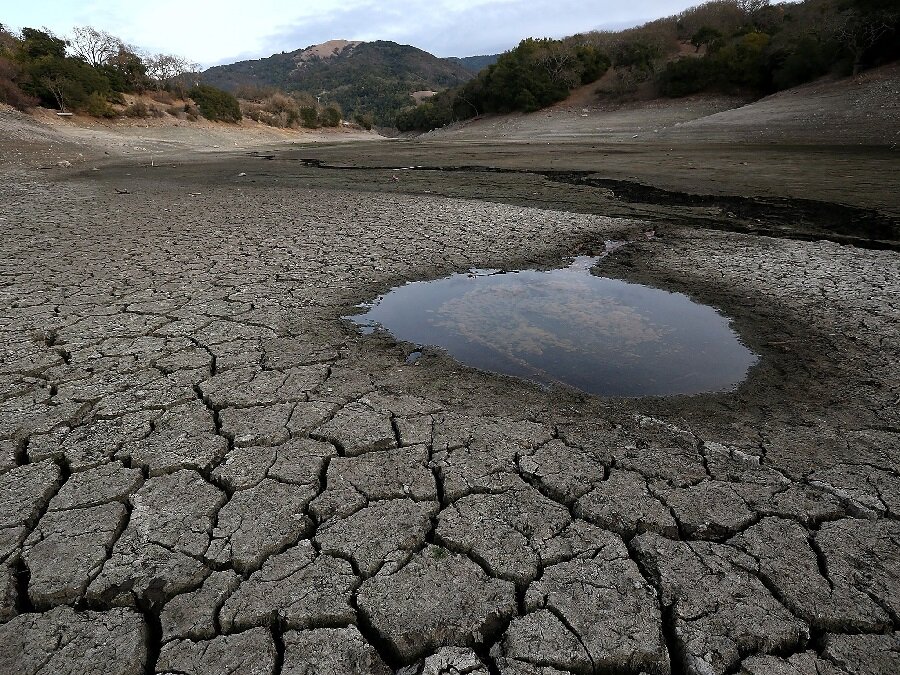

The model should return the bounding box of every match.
[350,256,758,397]
[0,154,898,675]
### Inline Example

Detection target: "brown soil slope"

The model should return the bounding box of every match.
[432,63,900,146]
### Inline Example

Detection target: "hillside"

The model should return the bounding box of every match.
[427,62,900,146]
[202,40,475,126]
[449,54,500,72]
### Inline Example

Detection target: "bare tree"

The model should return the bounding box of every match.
[838,8,898,75]
[41,75,68,111]
[537,43,580,87]
[69,26,120,67]
[144,53,194,88]
[736,0,770,14]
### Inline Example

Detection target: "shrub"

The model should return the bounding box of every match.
[353,111,374,130]
[299,106,319,128]
[188,84,241,123]
[263,93,300,127]
[124,99,149,117]
[319,104,341,127]
[83,91,116,117]
[657,57,710,96]
[0,57,38,110]
[149,89,175,105]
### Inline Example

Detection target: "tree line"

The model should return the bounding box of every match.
[0,24,353,128]
[0,24,208,114]
[396,0,899,131]
[396,38,610,132]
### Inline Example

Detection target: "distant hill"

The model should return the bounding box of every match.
[202,40,475,126]
[449,54,500,73]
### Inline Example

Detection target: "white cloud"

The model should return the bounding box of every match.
[3,0,701,66]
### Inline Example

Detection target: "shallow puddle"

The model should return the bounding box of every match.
[350,256,758,397]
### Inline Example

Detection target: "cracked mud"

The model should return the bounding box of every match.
[0,141,898,675]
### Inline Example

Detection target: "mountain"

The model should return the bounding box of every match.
[202,40,475,126]
[449,54,500,73]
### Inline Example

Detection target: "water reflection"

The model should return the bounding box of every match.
[350,256,758,397]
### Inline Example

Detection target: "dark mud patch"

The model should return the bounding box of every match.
[281,157,899,250]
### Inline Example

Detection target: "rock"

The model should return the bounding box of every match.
[0,605,146,675]
[494,659,571,675]
[220,541,357,631]
[156,627,275,675]
[394,414,434,447]
[310,445,436,521]
[219,403,294,447]
[398,647,489,675]
[207,478,315,572]
[816,518,900,619]
[356,545,516,663]
[809,463,900,517]
[0,460,62,563]
[160,570,241,641]
[260,337,338,369]
[28,412,155,471]
[654,479,757,539]
[124,430,227,477]
[510,529,668,674]
[312,402,396,456]
[822,632,900,675]
[615,444,707,488]
[199,365,327,408]
[282,626,391,675]
[0,440,17,475]
[633,532,808,675]
[212,436,333,492]
[429,413,550,503]
[0,560,17,622]
[48,461,143,510]
[517,438,605,504]
[23,502,128,606]
[499,610,589,673]
[316,498,438,577]
[730,517,889,632]
[286,400,341,436]
[738,651,838,675]
[435,484,572,584]
[87,470,225,608]
[574,469,678,538]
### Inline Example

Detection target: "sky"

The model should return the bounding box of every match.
[2,0,702,67]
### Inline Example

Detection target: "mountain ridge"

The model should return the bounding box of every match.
[201,39,479,125]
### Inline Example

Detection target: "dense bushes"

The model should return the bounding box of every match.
[397,37,610,131]
[398,0,898,131]
[658,0,899,98]
[239,91,344,129]
[0,56,37,110]
[187,84,241,122]
[0,26,143,112]
[0,24,215,119]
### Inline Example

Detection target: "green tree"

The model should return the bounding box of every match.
[189,84,241,122]
[691,26,723,52]
[319,104,341,127]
